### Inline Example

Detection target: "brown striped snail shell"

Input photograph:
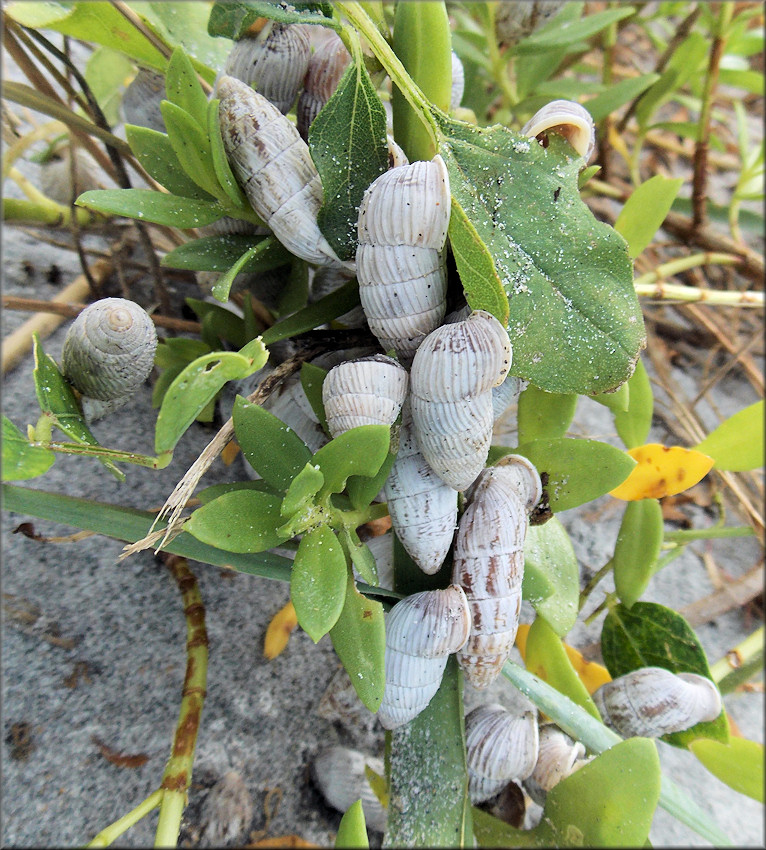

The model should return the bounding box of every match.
[121,68,166,132]
[494,1,565,45]
[311,746,387,833]
[217,75,352,271]
[527,724,588,799]
[378,585,471,729]
[356,155,451,366]
[297,31,351,140]
[593,667,723,738]
[465,703,540,804]
[61,298,157,418]
[221,21,311,114]
[453,454,542,689]
[410,310,512,491]
[521,99,596,161]
[383,401,458,575]
[322,354,408,438]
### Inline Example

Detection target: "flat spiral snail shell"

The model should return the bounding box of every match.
[61,298,157,410]
[521,99,596,161]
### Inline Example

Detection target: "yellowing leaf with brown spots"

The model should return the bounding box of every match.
[609,443,714,501]
[263,600,298,660]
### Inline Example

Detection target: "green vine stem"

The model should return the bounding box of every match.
[664,526,756,543]
[86,790,164,847]
[26,440,173,470]
[709,626,764,694]
[634,280,764,306]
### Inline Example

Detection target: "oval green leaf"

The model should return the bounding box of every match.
[612,357,653,448]
[76,189,224,228]
[689,737,764,803]
[615,175,684,258]
[126,125,212,199]
[185,489,289,553]
[517,384,578,443]
[300,363,329,434]
[613,498,663,608]
[313,425,390,496]
[335,799,369,849]
[160,100,222,199]
[2,416,55,481]
[162,234,288,274]
[281,462,324,518]
[208,97,250,209]
[291,526,347,643]
[693,401,764,471]
[207,1,337,39]
[589,380,629,414]
[165,47,209,129]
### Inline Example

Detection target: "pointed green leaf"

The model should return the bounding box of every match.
[329,572,385,711]
[165,48,209,129]
[347,450,395,511]
[437,119,644,395]
[207,98,250,209]
[160,100,222,199]
[126,125,213,199]
[185,489,288,553]
[2,416,55,481]
[276,257,310,317]
[211,237,289,302]
[311,56,389,260]
[313,425,390,496]
[291,526,348,643]
[197,480,277,504]
[601,601,729,747]
[690,737,764,803]
[335,800,369,849]
[185,297,247,349]
[233,396,312,492]
[615,175,684,258]
[281,462,324,517]
[613,498,663,608]
[693,401,764,471]
[162,234,288,273]
[300,363,329,434]
[517,384,577,442]
[584,73,660,123]
[612,357,652,448]
[207,1,337,40]
[337,526,378,587]
[515,6,636,52]
[76,189,224,228]
[590,381,629,415]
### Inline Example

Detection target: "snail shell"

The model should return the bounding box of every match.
[494,1,565,45]
[263,370,329,455]
[311,746,387,833]
[593,667,723,738]
[451,50,465,109]
[465,703,539,804]
[197,216,266,237]
[529,724,587,793]
[356,155,451,365]
[383,401,458,575]
[221,21,311,114]
[410,310,512,491]
[521,99,596,161]
[38,145,104,205]
[121,68,166,132]
[309,266,367,328]
[378,585,471,729]
[61,298,157,407]
[297,31,351,140]
[386,135,409,169]
[453,454,542,689]
[492,375,525,422]
[198,771,254,847]
[217,75,352,271]
[322,354,409,438]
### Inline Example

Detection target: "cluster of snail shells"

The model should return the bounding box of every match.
[61,298,157,422]
[593,666,723,738]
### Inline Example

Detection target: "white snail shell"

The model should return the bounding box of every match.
[494,1,565,44]
[61,298,157,406]
[521,99,596,161]
[221,22,311,114]
[263,370,329,455]
[322,354,409,438]
[451,50,465,109]
[529,724,587,793]
[38,146,104,205]
[492,375,525,422]
[356,155,451,365]
[383,401,458,575]
[309,266,367,328]
[593,667,723,738]
[378,585,471,730]
[386,135,409,169]
[122,68,166,132]
[198,216,266,237]
[297,31,351,140]
[217,75,352,271]
[465,703,540,804]
[311,746,387,833]
[410,310,512,491]
[453,454,542,689]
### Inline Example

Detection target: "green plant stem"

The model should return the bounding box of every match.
[709,627,764,694]
[341,501,390,529]
[1,120,66,179]
[27,440,173,469]
[485,3,517,109]
[634,281,764,306]
[664,526,756,543]
[3,197,104,228]
[633,251,742,284]
[578,559,613,611]
[87,789,164,847]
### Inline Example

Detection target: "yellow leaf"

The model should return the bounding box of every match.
[609,443,714,501]
[515,623,611,695]
[263,600,298,660]
[221,439,240,466]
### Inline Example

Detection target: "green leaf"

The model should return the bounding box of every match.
[386,656,473,846]
[165,47,209,129]
[525,616,601,718]
[232,396,312,491]
[690,737,764,803]
[154,337,211,370]
[493,438,636,512]
[281,462,324,517]
[85,47,134,128]
[207,98,250,209]
[437,119,644,395]
[615,175,684,258]
[300,363,330,434]
[311,56,389,261]
[335,800,369,849]
[186,297,247,349]
[207,1,337,39]
[613,499,664,608]
[601,601,729,747]
[276,257,310,317]
[197,480,277,504]
[584,73,660,123]
[448,197,508,325]
[160,100,222,198]
[346,450,395,512]
[291,525,347,643]
[515,6,636,52]
[1,416,55,481]
[211,237,290,302]
[718,68,765,95]
[186,489,289,553]
[337,526,378,587]
[693,401,764,471]
[517,384,577,443]
[312,425,390,496]
[154,340,267,453]
[329,571,386,711]
[125,125,213,199]
[76,189,224,228]
[589,381,629,414]
[161,234,288,272]
[523,517,579,636]
[613,357,653,448]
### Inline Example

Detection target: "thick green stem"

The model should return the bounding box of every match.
[86,789,164,847]
[664,525,756,543]
[28,440,172,470]
[709,627,764,694]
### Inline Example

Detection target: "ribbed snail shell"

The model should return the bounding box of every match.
[264,370,329,455]
[121,68,166,132]
[297,31,351,140]
[322,354,408,438]
[453,454,542,689]
[410,310,512,491]
[221,21,311,113]
[530,724,587,792]
[356,155,450,365]
[378,585,471,730]
[465,703,540,804]
[492,375,525,422]
[593,667,723,738]
[383,401,458,575]
[197,216,266,238]
[311,747,387,833]
[494,1,565,45]
[451,50,465,109]
[61,298,157,403]
[217,75,352,271]
[521,99,596,161]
